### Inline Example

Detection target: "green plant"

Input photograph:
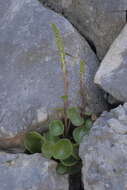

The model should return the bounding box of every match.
[52,24,69,133]
[24,24,93,175]
[24,108,92,174]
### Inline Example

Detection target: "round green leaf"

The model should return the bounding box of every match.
[67,107,84,126]
[85,119,92,130]
[56,163,68,175]
[24,131,43,153]
[73,127,87,144]
[56,163,82,175]
[53,139,73,160]
[72,144,80,160]
[43,132,60,144]
[61,156,78,167]
[85,112,92,116]
[49,120,64,136]
[41,141,54,159]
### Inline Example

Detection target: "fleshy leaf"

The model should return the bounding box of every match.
[72,144,80,160]
[84,119,92,132]
[85,112,92,116]
[24,131,44,153]
[73,127,87,144]
[49,120,64,136]
[73,120,92,144]
[57,163,81,175]
[43,132,60,144]
[85,119,92,128]
[61,156,78,167]
[41,141,54,159]
[53,139,73,160]
[67,107,84,126]
[56,163,68,175]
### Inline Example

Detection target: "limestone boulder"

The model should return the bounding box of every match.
[80,103,127,190]
[0,152,68,190]
[40,0,126,59]
[95,24,127,102]
[0,0,106,140]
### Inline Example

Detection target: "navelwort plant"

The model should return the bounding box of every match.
[24,24,93,175]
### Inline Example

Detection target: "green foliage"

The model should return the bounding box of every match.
[60,95,68,101]
[49,120,64,136]
[24,131,44,153]
[61,156,78,166]
[80,60,85,74]
[41,141,54,159]
[23,24,95,176]
[52,24,66,73]
[73,126,87,144]
[52,24,69,133]
[56,163,68,175]
[56,162,82,175]
[84,119,93,131]
[53,139,73,160]
[72,144,80,160]
[44,131,60,143]
[24,110,92,174]
[67,107,84,126]
[85,112,92,116]
[72,119,93,144]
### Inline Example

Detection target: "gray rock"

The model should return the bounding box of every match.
[0,0,106,139]
[40,0,126,59]
[0,152,68,190]
[80,103,127,190]
[95,24,127,102]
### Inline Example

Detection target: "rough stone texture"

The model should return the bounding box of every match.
[80,103,127,190]
[0,152,69,190]
[95,24,127,102]
[0,0,106,139]
[40,0,126,59]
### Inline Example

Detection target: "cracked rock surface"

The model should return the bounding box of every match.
[80,103,127,190]
[0,152,69,190]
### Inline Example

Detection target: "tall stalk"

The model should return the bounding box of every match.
[52,24,69,135]
[79,60,86,115]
